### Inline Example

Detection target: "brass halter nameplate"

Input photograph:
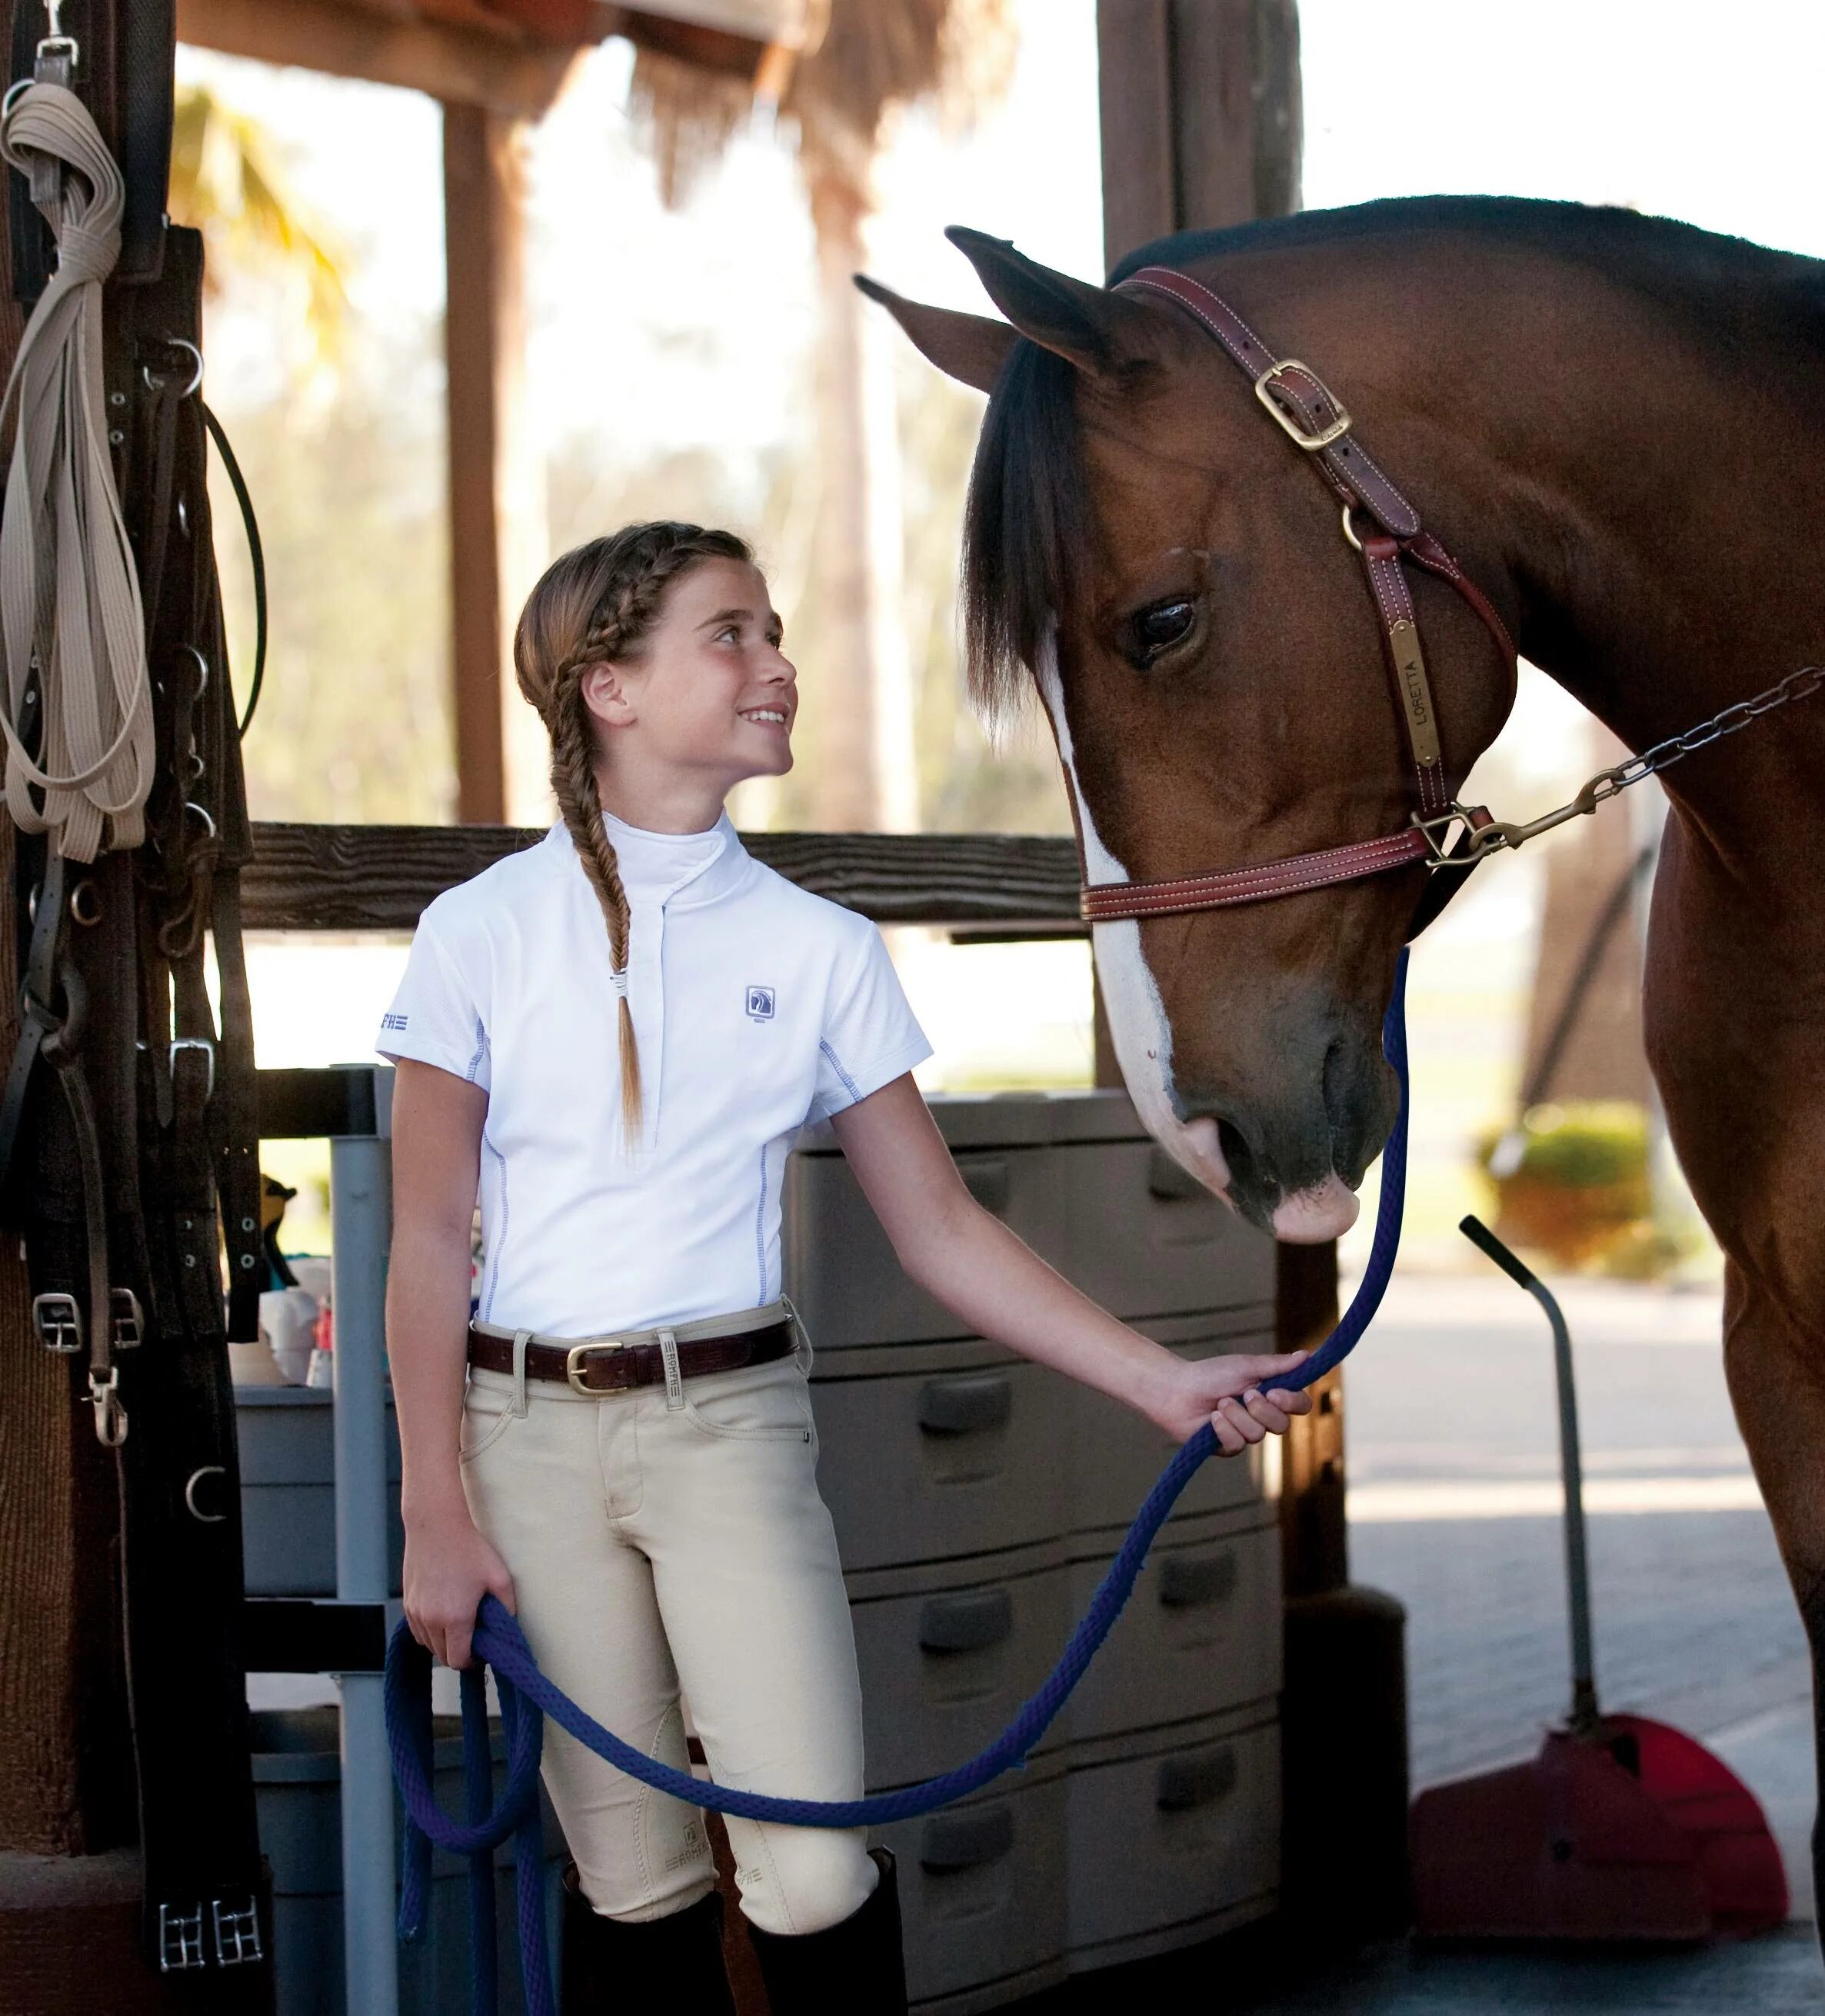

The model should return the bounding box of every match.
[1387,620,1441,769]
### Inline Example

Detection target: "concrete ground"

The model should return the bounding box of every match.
[1036,1272,1823,2012]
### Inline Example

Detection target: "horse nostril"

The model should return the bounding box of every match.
[1216,1116,1252,1186]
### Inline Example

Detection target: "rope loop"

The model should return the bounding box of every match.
[0,80,154,860]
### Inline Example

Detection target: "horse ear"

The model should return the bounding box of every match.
[943,225,1153,377]
[854,274,1017,394]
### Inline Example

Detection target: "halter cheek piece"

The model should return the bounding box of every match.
[1076,265,1518,936]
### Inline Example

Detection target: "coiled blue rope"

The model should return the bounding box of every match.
[385,949,1413,2016]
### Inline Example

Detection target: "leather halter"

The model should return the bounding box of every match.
[1074,265,1517,930]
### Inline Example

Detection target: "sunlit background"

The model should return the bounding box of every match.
[184,0,1825,1272]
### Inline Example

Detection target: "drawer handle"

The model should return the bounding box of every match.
[959,1157,1011,1214]
[918,1589,1014,1653]
[1158,1549,1238,1609]
[920,1803,1014,1871]
[1146,1145,1206,1201]
[1156,1746,1238,1812]
[916,1374,1012,1435]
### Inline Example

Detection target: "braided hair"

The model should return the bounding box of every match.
[513,521,754,1150]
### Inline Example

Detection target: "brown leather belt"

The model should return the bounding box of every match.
[467,1318,794,1396]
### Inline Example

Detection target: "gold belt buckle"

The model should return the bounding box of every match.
[565,1339,625,1395]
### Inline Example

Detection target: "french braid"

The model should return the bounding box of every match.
[512,522,753,1150]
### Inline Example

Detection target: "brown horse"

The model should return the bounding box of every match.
[862,197,1825,1917]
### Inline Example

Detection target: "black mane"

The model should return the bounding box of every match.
[960,195,1825,717]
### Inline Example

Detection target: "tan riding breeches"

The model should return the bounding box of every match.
[455,1303,877,1935]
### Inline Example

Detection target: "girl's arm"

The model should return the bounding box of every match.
[388,1057,518,1668]
[828,1073,1311,1455]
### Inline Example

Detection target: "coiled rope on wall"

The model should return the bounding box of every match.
[0,79,154,861]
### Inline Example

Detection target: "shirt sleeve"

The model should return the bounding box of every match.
[808,921,934,1123]
[375,906,491,1091]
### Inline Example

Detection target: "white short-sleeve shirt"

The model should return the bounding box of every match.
[374,805,933,1338]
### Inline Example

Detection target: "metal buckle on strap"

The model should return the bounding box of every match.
[171,1036,215,1099]
[212,1894,264,1964]
[111,1286,144,1349]
[1254,359,1351,450]
[158,1901,207,1971]
[33,1289,82,1352]
[565,1341,625,1396]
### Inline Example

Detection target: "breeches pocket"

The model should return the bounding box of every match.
[680,1359,817,1444]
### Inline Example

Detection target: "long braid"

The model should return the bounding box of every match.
[513,522,753,1152]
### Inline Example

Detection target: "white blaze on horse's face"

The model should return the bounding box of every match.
[1033,630,1234,1205]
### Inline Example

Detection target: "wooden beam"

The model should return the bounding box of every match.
[175,0,588,120]
[443,104,552,826]
[242,823,1085,932]
[1097,0,1303,271]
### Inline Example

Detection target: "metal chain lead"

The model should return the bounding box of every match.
[1420,664,1825,861]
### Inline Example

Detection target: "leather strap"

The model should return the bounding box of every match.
[1080,829,1431,923]
[1073,264,1518,933]
[468,1318,794,1393]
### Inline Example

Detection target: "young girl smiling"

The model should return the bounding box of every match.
[378,521,1310,2012]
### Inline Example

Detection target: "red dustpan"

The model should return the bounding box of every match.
[1409,1219,1788,1941]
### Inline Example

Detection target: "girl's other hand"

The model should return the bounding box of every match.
[1146,1350,1314,1454]
[402,1515,518,1671]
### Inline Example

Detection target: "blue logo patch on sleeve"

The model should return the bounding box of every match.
[381,1013,409,1031]
[745,985,775,1021]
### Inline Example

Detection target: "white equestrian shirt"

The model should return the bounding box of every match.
[374,805,934,1337]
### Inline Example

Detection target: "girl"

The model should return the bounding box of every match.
[379,521,1310,2014]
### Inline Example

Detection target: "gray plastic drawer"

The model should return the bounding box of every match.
[1070,1311,1275,1532]
[784,1143,1061,1348]
[1059,1139,1274,1319]
[238,1390,403,1600]
[848,1549,1069,1788]
[873,1765,1067,2007]
[812,1356,1068,1571]
[1066,1709,1279,1960]
[1063,1514,1280,1742]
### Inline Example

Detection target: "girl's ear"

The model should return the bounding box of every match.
[580,660,636,730]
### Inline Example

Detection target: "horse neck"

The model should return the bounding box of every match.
[1434,231,1825,830]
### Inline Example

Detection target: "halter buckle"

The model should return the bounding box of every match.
[1411,803,1503,866]
[1254,361,1352,451]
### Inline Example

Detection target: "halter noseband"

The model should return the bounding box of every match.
[1073,265,1517,934]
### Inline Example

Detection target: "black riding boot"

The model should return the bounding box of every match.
[745,1846,909,2015]
[559,1858,737,2013]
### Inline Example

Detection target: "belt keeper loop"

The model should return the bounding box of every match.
[511,1329,531,1416]
[658,1327,684,1410]
[780,1292,813,1375]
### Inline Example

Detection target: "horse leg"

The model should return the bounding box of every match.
[1720,1260,1825,1927]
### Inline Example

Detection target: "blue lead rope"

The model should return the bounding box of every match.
[385,948,1413,2016]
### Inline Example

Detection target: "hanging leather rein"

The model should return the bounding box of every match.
[1076,264,1517,930]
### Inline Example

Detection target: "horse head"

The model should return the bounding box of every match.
[863,221,1517,1239]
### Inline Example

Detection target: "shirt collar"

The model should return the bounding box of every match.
[543,803,751,910]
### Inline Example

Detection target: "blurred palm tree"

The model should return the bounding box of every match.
[630,0,1017,832]
[168,82,349,368]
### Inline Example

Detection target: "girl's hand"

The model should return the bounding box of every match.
[402,1514,518,1672]
[1144,1349,1314,1454]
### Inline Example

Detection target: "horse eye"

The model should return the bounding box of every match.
[1121,599,1198,669]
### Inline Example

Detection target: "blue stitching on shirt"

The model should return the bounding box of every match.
[818,1037,864,1108]
[466,1016,488,1084]
[480,1137,507,1322]
[754,1139,771,1303]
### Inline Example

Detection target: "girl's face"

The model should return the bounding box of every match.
[582,557,797,792]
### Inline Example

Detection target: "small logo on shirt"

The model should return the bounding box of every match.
[381,1013,409,1031]
[744,985,775,1021]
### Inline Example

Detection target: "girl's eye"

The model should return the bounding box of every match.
[1119,598,1198,670]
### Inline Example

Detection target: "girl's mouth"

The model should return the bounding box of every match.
[738,707,790,730]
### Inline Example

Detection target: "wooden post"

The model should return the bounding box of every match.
[442,104,551,827]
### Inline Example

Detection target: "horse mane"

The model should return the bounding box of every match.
[960,195,1825,720]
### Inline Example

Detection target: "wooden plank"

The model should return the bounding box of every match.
[242,822,1086,932]
[175,0,588,119]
